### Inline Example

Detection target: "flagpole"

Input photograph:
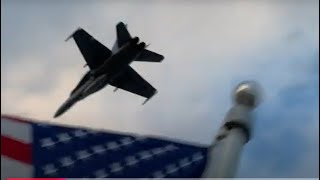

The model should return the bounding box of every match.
[202,81,262,178]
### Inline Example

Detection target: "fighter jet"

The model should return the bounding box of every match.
[54,22,164,118]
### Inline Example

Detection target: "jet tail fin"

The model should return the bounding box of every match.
[116,22,131,47]
[115,22,165,63]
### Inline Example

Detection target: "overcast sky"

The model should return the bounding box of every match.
[1,0,319,178]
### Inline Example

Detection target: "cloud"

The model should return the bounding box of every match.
[1,1,318,177]
[237,54,319,177]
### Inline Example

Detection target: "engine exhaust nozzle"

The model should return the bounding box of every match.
[138,42,146,49]
[131,37,139,44]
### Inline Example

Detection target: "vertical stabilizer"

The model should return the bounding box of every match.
[116,22,131,47]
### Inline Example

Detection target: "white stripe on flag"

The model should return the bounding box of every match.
[1,155,33,178]
[1,117,32,143]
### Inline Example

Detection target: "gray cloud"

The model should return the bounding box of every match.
[1,0,319,177]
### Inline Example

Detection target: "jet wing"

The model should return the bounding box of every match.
[66,28,112,70]
[135,49,164,62]
[110,66,157,100]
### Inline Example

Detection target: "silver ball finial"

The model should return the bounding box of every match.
[233,81,262,108]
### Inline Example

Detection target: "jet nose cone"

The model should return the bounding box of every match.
[53,111,62,118]
[53,97,77,118]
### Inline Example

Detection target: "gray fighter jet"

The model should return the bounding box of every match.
[54,22,164,118]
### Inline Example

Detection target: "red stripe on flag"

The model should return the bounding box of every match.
[1,135,32,164]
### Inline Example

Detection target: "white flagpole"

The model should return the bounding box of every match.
[202,81,262,178]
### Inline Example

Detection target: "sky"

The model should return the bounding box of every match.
[1,0,319,178]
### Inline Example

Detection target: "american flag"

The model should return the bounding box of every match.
[1,115,209,178]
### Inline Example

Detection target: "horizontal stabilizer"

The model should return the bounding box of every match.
[135,49,164,62]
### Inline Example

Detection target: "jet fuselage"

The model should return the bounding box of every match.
[54,40,145,118]
[82,39,146,98]
[92,38,144,77]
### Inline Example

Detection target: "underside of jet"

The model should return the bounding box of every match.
[69,22,164,102]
